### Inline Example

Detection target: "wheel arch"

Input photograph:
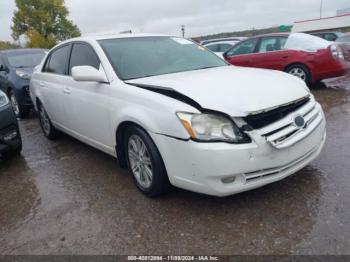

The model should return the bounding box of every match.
[115,120,152,168]
[284,62,313,85]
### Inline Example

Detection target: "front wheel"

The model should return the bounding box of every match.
[9,90,29,118]
[125,126,170,197]
[285,64,312,86]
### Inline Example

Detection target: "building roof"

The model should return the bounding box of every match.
[292,14,350,33]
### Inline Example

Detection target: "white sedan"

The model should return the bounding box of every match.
[30,33,326,197]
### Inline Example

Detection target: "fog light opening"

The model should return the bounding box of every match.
[221,176,236,184]
[3,130,18,141]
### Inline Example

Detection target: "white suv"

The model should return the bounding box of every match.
[30,34,326,197]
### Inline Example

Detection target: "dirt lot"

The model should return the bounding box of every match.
[0,76,350,255]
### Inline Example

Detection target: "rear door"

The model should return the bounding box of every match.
[224,38,259,67]
[251,36,289,70]
[40,44,71,127]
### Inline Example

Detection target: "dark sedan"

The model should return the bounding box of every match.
[0,48,46,118]
[0,90,22,158]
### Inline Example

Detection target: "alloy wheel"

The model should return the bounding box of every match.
[288,67,307,81]
[39,106,51,136]
[128,135,153,189]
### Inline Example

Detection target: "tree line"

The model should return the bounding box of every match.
[10,0,80,49]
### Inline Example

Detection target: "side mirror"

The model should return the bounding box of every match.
[0,64,6,71]
[72,65,108,83]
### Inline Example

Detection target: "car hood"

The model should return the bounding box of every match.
[14,67,34,76]
[126,66,309,116]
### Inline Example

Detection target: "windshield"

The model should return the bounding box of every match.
[98,37,228,80]
[6,51,46,68]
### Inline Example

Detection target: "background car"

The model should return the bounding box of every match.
[201,37,246,56]
[224,33,350,86]
[336,33,350,44]
[310,31,343,42]
[0,90,22,158]
[0,48,47,118]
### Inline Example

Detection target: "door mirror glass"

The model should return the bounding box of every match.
[72,65,108,83]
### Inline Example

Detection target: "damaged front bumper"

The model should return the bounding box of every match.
[150,99,326,197]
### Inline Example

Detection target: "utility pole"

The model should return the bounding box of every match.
[320,0,323,18]
[181,25,185,38]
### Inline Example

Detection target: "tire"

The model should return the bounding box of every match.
[38,103,59,140]
[9,90,30,118]
[285,64,312,87]
[124,125,170,197]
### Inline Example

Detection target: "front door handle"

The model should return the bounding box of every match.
[39,82,45,87]
[63,87,71,95]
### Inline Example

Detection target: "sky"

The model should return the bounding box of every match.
[1,0,350,42]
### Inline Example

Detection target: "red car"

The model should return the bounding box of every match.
[223,33,350,86]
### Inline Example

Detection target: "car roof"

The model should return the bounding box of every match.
[0,48,47,53]
[201,37,246,44]
[61,33,173,44]
[310,31,343,34]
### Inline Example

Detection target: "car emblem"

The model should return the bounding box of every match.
[294,115,305,128]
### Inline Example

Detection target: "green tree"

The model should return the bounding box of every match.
[11,0,81,48]
[0,41,20,50]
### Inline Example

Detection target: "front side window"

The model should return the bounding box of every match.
[45,45,70,75]
[6,51,45,68]
[99,37,227,80]
[226,38,258,56]
[69,43,100,74]
[259,37,279,53]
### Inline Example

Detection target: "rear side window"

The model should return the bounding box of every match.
[206,44,219,52]
[226,38,258,56]
[44,45,70,75]
[218,44,233,52]
[69,43,100,75]
[324,33,337,41]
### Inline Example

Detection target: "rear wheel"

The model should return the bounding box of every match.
[38,103,59,140]
[9,90,30,118]
[125,125,170,197]
[285,64,312,86]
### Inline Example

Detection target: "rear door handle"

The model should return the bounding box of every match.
[39,82,45,87]
[63,87,71,94]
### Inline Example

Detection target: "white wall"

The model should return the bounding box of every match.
[292,15,350,32]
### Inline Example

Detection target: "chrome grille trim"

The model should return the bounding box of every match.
[257,97,322,149]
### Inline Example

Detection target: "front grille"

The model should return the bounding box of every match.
[257,97,323,149]
[244,97,310,129]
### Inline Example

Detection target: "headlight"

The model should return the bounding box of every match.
[16,70,31,80]
[177,112,249,143]
[0,91,9,108]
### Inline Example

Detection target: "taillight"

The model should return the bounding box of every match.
[330,44,344,60]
